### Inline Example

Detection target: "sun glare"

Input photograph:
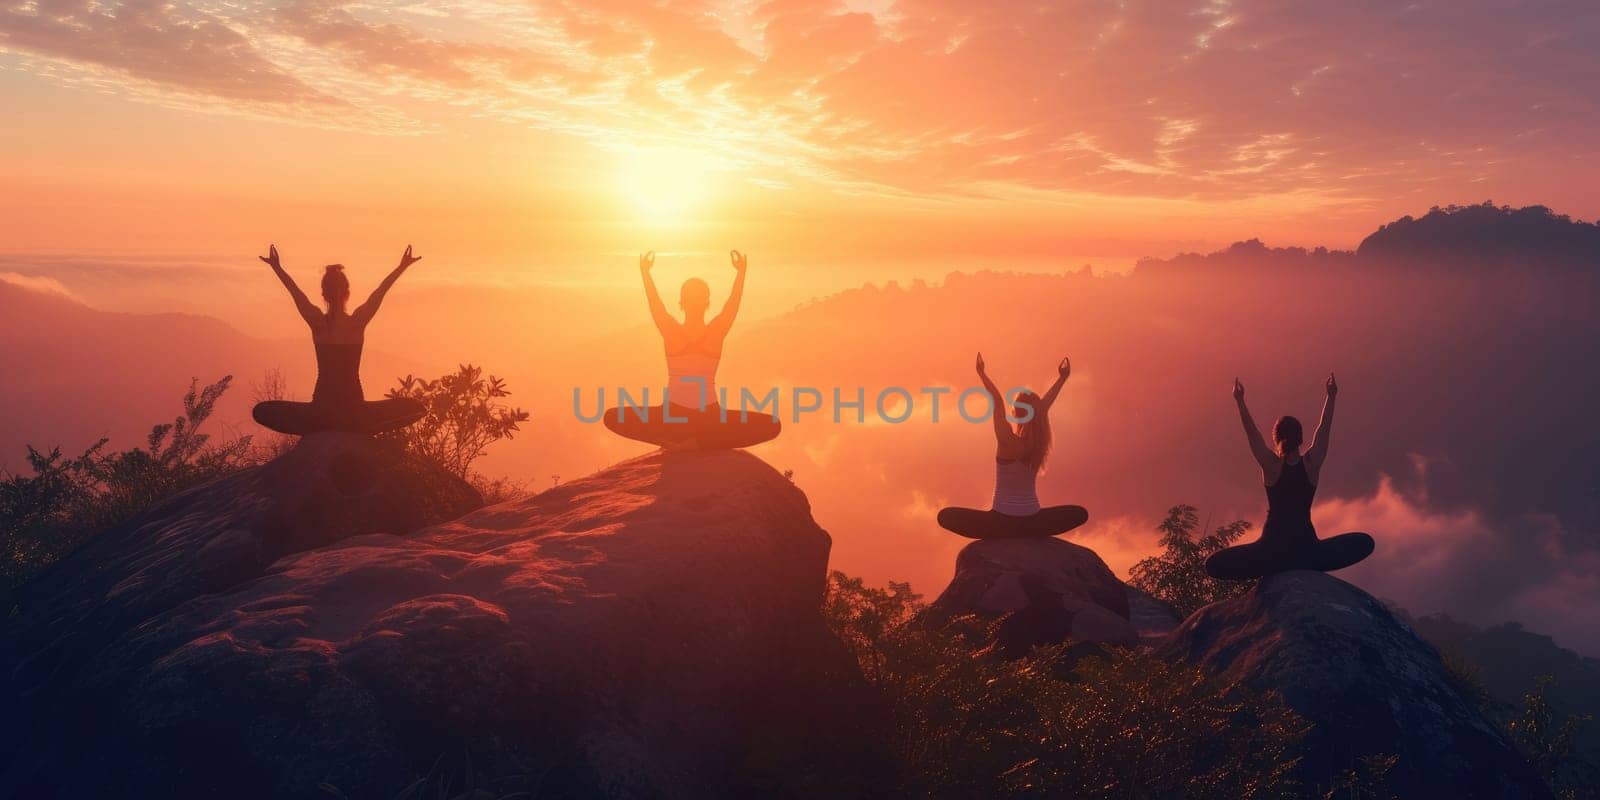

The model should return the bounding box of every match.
[616,147,715,225]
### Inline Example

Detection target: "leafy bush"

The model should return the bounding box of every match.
[1509,676,1596,799]
[823,570,1307,799]
[382,365,530,482]
[2,376,256,592]
[1128,505,1253,619]
[1318,754,1400,800]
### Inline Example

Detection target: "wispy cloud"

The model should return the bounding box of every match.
[0,0,339,106]
[5,0,1598,204]
[0,270,80,300]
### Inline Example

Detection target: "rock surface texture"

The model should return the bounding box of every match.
[930,537,1140,652]
[1159,570,1553,799]
[1124,584,1183,639]
[1,444,876,799]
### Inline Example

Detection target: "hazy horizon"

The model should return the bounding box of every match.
[8,205,1600,659]
[7,0,1600,657]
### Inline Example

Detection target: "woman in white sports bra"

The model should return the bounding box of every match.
[602,249,781,449]
[936,354,1088,539]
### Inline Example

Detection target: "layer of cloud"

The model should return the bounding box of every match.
[1326,472,1600,655]
[5,0,1598,203]
[0,0,340,109]
[0,270,80,300]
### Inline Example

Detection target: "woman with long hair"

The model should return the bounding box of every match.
[602,249,780,449]
[936,354,1088,539]
[250,244,426,436]
[1205,373,1375,579]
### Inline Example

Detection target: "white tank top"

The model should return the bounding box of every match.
[992,458,1040,516]
[666,351,719,411]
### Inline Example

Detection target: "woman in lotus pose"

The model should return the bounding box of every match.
[936,354,1088,539]
[1205,374,1375,579]
[602,250,780,449]
[251,244,426,436]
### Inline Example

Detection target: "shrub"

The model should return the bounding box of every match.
[1509,676,1596,799]
[1,376,256,592]
[382,365,530,480]
[1128,505,1253,619]
[823,570,1307,799]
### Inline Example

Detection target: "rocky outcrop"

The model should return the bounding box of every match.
[1124,584,1182,639]
[2,433,479,699]
[1,446,878,799]
[930,538,1138,653]
[1159,570,1552,799]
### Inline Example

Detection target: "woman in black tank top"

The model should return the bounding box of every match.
[1205,374,1375,580]
[250,245,426,436]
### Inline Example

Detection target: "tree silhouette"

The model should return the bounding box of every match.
[1128,505,1252,619]
[382,364,530,479]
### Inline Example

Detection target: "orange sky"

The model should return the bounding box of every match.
[5,0,1600,650]
[5,0,1599,277]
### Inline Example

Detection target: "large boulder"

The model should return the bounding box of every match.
[1,448,880,799]
[1124,584,1182,639]
[2,433,480,695]
[1159,570,1552,799]
[930,538,1138,652]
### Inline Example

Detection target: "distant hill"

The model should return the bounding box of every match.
[1358,203,1600,266]
[1134,203,1600,274]
[0,279,428,467]
[1409,612,1600,789]
[6,204,1600,659]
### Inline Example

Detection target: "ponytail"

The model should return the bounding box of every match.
[1272,415,1303,457]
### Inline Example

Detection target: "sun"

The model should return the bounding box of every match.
[615,146,715,225]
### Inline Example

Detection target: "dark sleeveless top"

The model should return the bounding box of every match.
[1263,459,1316,542]
[311,342,364,407]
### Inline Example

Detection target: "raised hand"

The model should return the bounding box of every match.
[976,352,987,376]
[639,250,656,273]
[730,249,748,273]
[1326,372,1338,396]
[259,244,281,270]
[1234,378,1245,401]
[1058,356,1071,379]
[398,244,422,269]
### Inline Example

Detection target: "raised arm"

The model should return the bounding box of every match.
[259,245,322,326]
[977,353,1018,446]
[708,250,747,338]
[1305,372,1338,472]
[352,245,422,326]
[1234,378,1278,471]
[1037,356,1071,412]
[638,251,677,335]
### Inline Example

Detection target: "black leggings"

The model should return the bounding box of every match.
[601,404,781,449]
[252,398,425,436]
[936,505,1089,540]
[1205,531,1374,580]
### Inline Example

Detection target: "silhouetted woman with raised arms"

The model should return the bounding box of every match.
[251,244,426,436]
[602,250,780,449]
[1205,374,1375,579]
[936,354,1089,539]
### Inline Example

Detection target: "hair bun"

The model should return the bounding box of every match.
[325,263,345,273]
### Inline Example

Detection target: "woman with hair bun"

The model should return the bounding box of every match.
[251,244,426,436]
[1205,373,1375,579]
[601,249,781,449]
